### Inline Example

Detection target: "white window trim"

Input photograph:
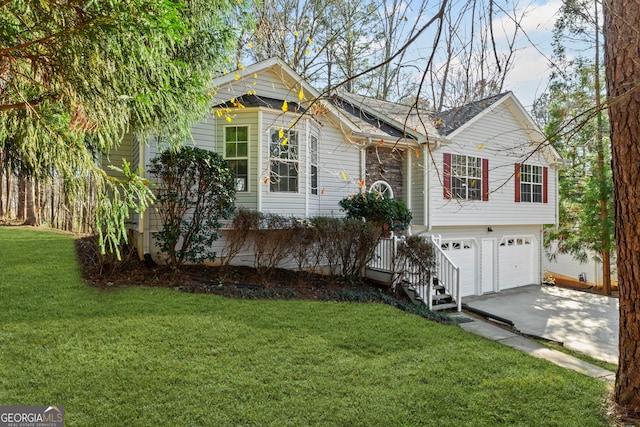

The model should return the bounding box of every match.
[451,154,482,200]
[268,127,300,193]
[223,124,250,193]
[369,180,394,199]
[520,164,543,203]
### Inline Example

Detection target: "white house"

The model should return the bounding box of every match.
[333,91,563,297]
[105,57,562,299]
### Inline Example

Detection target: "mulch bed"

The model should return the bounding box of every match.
[74,236,454,324]
[74,236,454,323]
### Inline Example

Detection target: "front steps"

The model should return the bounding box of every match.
[401,280,458,311]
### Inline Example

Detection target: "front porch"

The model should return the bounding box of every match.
[367,235,462,311]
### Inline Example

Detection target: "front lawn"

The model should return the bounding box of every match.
[0,227,610,426]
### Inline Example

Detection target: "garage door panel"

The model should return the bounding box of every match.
[441,239,476,297]
[499,236,535,289]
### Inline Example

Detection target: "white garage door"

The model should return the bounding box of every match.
[440,239,477,297]
[498,236,536,290]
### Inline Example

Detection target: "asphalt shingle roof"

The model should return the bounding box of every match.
[434,92,508,136]
[332,92,510,140]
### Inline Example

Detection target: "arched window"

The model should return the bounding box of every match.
[369,180,394,199]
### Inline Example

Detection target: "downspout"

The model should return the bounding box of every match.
[141,136,150,256]
[305,118,310,218]
[555,166,560,227]
[137,135,151,258]
[425,138,442,232]
[424,143,431,231]
[406,147,412,227]
[257,110,263,211]
[360,137,371,193]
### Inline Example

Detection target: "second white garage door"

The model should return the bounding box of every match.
[498,236,536,290]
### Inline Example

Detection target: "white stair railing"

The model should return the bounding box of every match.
[430,236,461,311]
[368,236,398,272]
[367,234,461,312]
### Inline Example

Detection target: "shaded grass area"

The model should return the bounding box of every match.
[0,227,611,426]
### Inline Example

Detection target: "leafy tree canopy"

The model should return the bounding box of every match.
[541,59,614,264]
[0,0,250,253]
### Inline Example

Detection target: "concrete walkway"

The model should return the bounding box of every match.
[454,313,615,382]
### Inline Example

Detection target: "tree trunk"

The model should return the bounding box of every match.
[594,2,612,296]
[17,175,26,221]
[0,151,4,219]
[5,172,12,219]
[24,177,40,226]
[604,0,640,415]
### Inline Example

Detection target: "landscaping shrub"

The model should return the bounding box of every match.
[149,146,236,267]
[396,235,438,287]
[309,216,343,275]
[221,213,384,283]
[251,213,296,281]
[339,192,412,233]
[288,218,317,273]
[335,218,383,282]
[221,208,260,269]
[309,216,382,282]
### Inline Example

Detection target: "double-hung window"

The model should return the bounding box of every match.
[444,153,489,201]
[224,126,249,192]
[519,164,543,203]
[269,128,299,192]
[450,154,482,200]
[515,163,548,203]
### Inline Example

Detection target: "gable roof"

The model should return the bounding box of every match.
[212,59,562,165]
[210,58,363,138]
[333,92,442,144]
[437,92,562,166]
[331,95,411,140]
[335,91,562,166]
[435,93,507,136]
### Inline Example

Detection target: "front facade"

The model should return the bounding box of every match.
[335,92,562,297]
[106,58,561,297]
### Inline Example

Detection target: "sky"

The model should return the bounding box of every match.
[499,0,563,109]
[400,0,565,111]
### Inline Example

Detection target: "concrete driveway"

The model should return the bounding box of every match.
[463,284,619,364]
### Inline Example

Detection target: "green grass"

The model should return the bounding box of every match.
[0,226,611,426]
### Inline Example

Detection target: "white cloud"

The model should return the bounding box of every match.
[494,0,562,39]
[499,1,564,108]
[505,45,554,108]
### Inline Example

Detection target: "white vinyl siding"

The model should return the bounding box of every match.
[429,101,557,227]
[102,133,133,181]
[409,150,426,226]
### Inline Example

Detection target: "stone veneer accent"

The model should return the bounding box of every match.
[365,146,404,200]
